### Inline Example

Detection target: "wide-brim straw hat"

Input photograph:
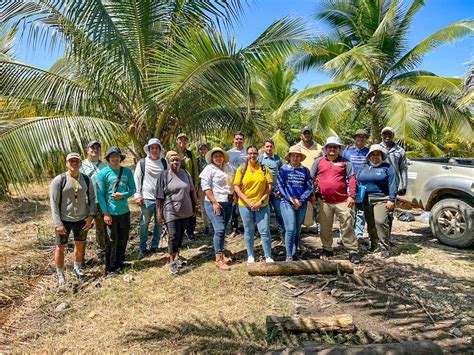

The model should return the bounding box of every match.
[205,147,229,164]
[366,144,388,161]
[285,145,307,161]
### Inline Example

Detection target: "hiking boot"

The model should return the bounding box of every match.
[265,257,275,263]
[380,249,390,258]
[72,267,86,279]
[176,256,188,268]
[169,262,179,275]
[321,249,334,259]
[285,256,293,262]
[106,271,118,278]
[149,247,159,253]
[247,256,255,264]
[349,252,361,264]
[222,250,233,264]
[215,254,231,271]
[138,250,147,260]
[57,272,66,287]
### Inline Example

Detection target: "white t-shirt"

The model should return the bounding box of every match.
[199,163,235,203]
[134,157,165,200]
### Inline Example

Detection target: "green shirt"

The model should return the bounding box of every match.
[96,166,136,215]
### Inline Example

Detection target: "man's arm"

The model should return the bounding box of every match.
[49,177,63,228]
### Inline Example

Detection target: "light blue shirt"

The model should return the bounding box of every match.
[96,166,136,215]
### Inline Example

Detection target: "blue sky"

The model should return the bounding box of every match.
[14,0,473,90]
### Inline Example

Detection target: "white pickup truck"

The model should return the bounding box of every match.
[400,157,474,248]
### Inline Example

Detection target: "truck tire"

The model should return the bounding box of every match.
[430,198,474,248]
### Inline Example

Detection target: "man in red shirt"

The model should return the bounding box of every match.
[311,136,361,264]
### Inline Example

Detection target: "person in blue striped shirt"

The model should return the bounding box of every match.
[277,146,313,261]
[342,129,370,239]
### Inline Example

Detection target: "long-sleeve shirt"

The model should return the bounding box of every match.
[227,147,247,170]
[180,149,199,186]
[50,173,96,227]
[96,166,136,215]
[258,153,283,192]
[380,142,408,190]
[311,156,356,204]
[80,159,107,197]
[133,157,166,200]
[277,164,313,203]
[342,146,369,175]
[358,162,397,202]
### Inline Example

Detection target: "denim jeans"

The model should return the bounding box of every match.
[355,203,366,237]
[281,200,307,258]
[269,191,285,234]
[204,201,233,254]
[239,204,272,258]
[139,199,162,252]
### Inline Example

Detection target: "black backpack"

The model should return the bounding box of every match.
[139,157,168,188]
[58,173,91,208]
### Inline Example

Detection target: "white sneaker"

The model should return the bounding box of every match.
[265,257,275,263]
[247,256,255,264]
[57,272,66,287]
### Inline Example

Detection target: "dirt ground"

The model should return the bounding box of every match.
[0,188,473,353]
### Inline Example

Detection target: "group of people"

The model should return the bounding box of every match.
[49,125,407,286]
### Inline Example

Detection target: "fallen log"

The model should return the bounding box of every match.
[266,314,355,333]
[248,260,353,277]
[270,340,442,355]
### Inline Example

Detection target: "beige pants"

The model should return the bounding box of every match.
[198,188,210,229]
[318,200,358,252]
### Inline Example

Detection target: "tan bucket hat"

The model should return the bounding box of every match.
[205,147,229,164]
[285,145,307,161]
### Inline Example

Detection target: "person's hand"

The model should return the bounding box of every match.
[386,201,395,210]
[136,197,144,206]
[251,200,262,211]
[157,214,165,225]
[112,192,124,200]
[276,191,282,199]
[55,225,67,235]
[83,216,94,230]
[347,196,356,208]
[104,213,113,226]
[213,201,222,216]
[192,206,198,217]
[397,188,407,196]
[293,199,302,209]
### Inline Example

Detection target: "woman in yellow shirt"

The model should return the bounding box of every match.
[234,145,274,264]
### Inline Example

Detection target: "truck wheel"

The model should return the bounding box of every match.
[430,198,474,248]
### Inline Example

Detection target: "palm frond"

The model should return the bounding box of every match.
[391,20,474,73]
[390,75,463,100]
[378,91,432,140]
[0,116,126,190]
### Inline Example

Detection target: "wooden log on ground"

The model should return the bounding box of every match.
[270,340,442,355]
[266,314,355,333]
[248,260,353,276]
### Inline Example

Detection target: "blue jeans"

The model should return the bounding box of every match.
[204,201,233,254]
[270,191,285,234]
[281,200,308,258]
[239,205,272,258]
[139,199,162,251]
[355,203,366,237]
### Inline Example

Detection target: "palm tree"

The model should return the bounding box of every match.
[0,0,307,192]
[296,0,473,143]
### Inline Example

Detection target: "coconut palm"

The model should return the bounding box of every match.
[0,0,307,192]
[296,0,473,143]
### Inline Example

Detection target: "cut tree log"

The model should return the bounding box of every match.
[248,260,353,277]
[266,314,355,333]
[270,340,442,354]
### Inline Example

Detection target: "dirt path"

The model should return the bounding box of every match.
[0,191,473,353]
